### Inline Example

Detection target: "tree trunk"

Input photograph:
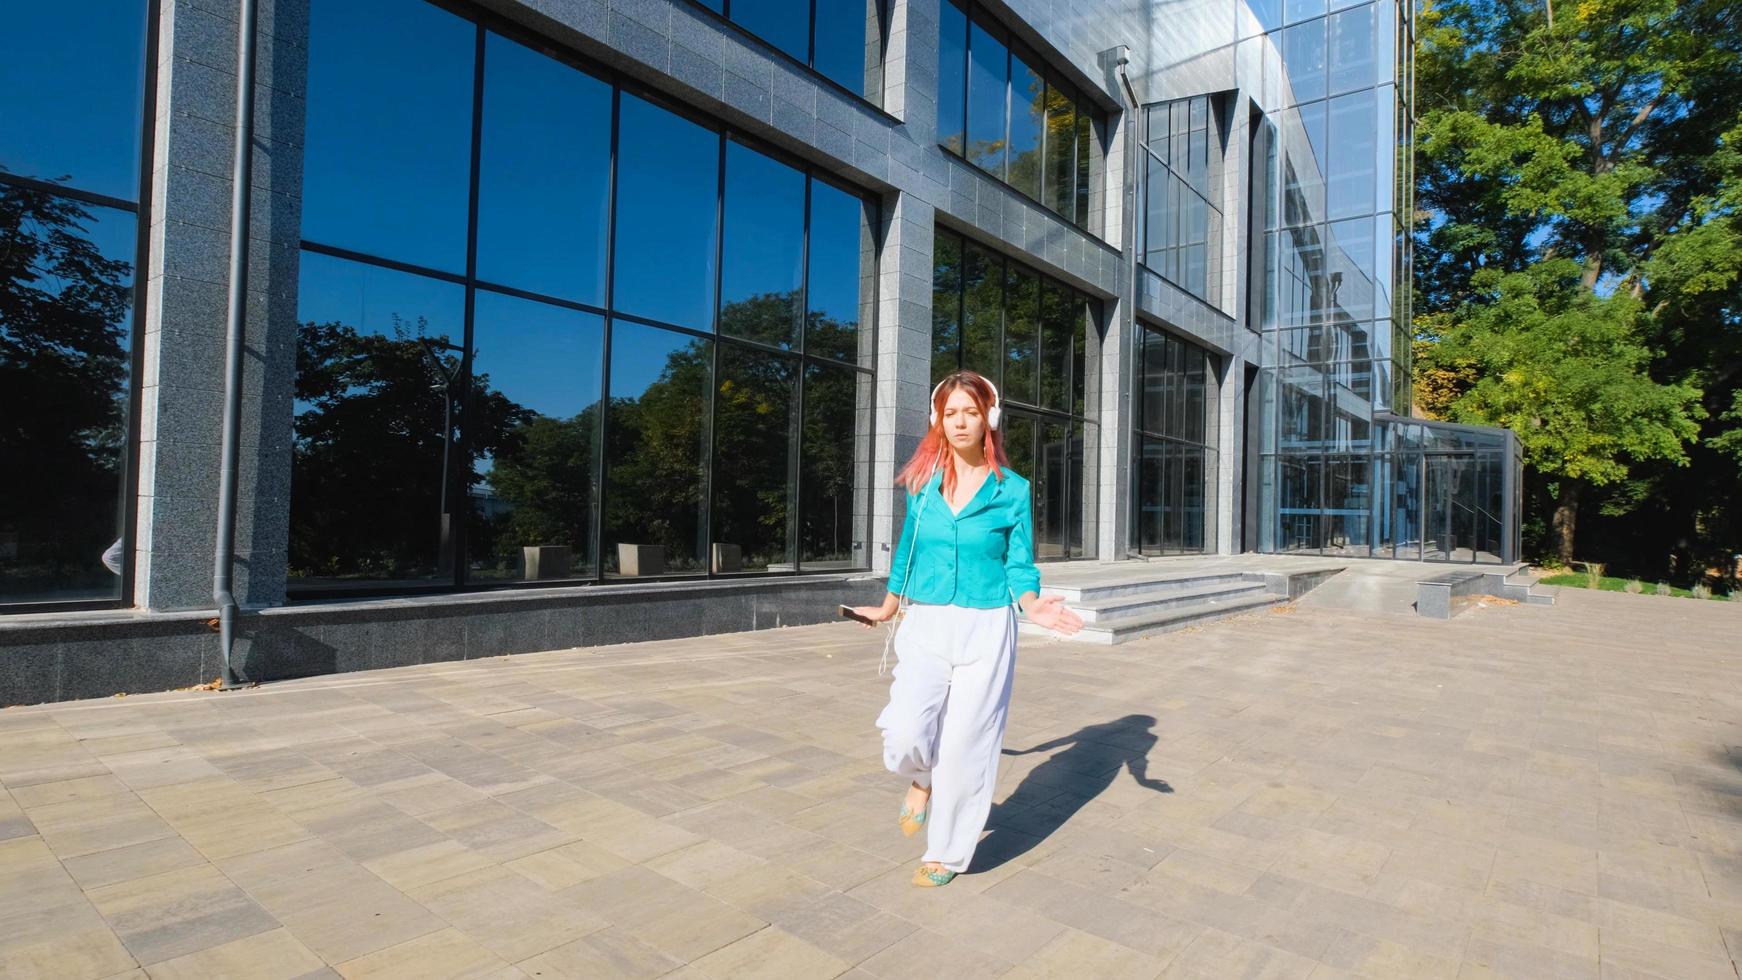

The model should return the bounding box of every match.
[1553,481,1580,565]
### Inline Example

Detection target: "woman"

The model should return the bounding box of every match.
[849,370,1083,887]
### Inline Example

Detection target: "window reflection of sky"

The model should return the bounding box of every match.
[807,182,864,336]
[473,290,603,421]
[302,0,473,272]
[614,95,720,332]
[1,5,147,203]
[721,141,804,347]
[477,33,611,305]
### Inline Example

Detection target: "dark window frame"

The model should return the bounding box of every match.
[291,0,881,601]
[0,0,160,615]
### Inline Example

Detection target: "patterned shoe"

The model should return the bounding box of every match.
[897,799,930,837]
[912,863,957,887]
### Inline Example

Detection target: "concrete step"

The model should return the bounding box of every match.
[1498,566,1557,606]
[1022,592,1285,645]
[1071,581,1274,624]
[1040,571,1253,604]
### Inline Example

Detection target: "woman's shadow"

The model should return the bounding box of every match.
[971,714,1172,872]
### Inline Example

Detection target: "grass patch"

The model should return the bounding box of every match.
[1537,573,1725,599]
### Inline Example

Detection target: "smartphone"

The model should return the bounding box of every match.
[839,603,877,626]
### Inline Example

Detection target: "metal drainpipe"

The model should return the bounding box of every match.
[214,0,260,689]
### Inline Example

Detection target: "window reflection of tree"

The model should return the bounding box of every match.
[295,288,865,583]
[0,181,132,601]
[290,316,524,583]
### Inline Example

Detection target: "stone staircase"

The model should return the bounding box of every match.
[1416,563,1557,618]
[1022,562,1344,645]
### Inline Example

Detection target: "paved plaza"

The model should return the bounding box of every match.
[1,586,1739,979]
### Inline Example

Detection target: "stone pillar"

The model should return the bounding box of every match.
[1096,94,1136,563]
[871,192,937,577]
[136,0,305,610]
[1215,357,1244,554]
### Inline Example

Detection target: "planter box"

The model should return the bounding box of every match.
[617,543,665,577]
[711,543,743,574]
[521,545,572,580]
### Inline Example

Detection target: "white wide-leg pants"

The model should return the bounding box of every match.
[874,602,1016,873]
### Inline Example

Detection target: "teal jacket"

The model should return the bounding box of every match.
[886,467,1042,609]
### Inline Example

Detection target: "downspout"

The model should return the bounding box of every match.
[214,0,260,688]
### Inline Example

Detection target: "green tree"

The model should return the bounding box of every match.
[291,317,527,580]
[1419,261,1701,561]
[1413,0,1742,568]
[0,179,133,600]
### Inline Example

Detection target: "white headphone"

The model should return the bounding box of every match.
[928,373,1002,430]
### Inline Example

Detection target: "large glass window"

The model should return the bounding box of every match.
[302,0,474,273]
[1249,0,1483,564]
[605,323,711,577]
[1141,95,1225,306]
[1008,54,1045,199]
[721,141,804,348]
[3,7,150,201]
[800,363,874,569]
[703,0,888,102]
[938,1,1104,231]
[813,1,887,100]
[1131,326,1220,556]
[291,253,467,587]
[467,292,604,584]
[932,227,1100,560]
[966,20,1009,178]
[807,180,872,365]
[1,1,151,609]
[294,0,877,596]
[476,33,610,305]
[615,95,720,333]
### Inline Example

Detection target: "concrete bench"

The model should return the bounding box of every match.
[1416,570,1488,619]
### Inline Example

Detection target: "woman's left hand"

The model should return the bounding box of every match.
[1024,594,1083,636]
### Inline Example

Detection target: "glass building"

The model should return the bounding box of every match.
[0,0,1519,700]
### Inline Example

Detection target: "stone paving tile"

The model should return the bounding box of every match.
[0,896,138,979]
[517,926,680,979]
[332,926,519,979]
[84,863,281,966]
[406,866,605,963]
[0,588,1737,977]
[143,927,327,980]
[687,925,850,978]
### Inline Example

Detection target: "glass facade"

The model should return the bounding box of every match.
[1142,96,1225,305]
[938,0,1103,230]
[690,0,889,102]
[0,2,151,608]
[1132,326,1220,555]
[294,0,876,594]
[0,0,1534,631]
[932,228,1098,559]
[1248,0,1515,562]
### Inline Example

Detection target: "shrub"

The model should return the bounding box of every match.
[1655,582,1673,596]
[1624,579,1643,594]
[1692,584,1712,600]
[1582,562,1606,590]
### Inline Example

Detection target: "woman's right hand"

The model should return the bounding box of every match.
[849,604,896,627]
